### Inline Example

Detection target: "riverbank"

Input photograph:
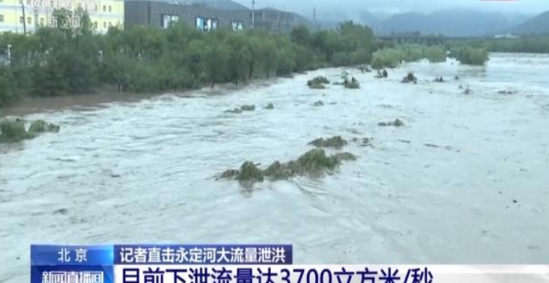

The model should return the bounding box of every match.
[0,76,286,117]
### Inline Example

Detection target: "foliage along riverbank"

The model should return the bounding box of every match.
[0,9,378,108]
[0,118,60,143]
[445,35,549,54]
[2,8,544,109]
[370,43,490,69]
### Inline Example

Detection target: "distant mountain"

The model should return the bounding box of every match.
[184,0,249,10]
[510,11,549,35]
[370,8,531,37]
[358,10,382,28]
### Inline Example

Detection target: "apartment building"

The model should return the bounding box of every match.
[124,0,312,34]
[0,0,124,33]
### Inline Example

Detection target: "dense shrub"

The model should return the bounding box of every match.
[0,12,376,108]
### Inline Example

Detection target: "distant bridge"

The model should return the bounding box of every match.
[376,35,487,46]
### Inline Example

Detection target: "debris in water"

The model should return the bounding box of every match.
[218,169,239,180]
[344,77,360,89]
[265,103,274,109]
[309,84,326,89]
[225,104,256,113]
[358,65,372,73]
[307,76,330,89]
[424,143,455,151]
[498,90,517,95]
[308,136,348,149]
[225,108,242,114]
[53,208,68,215]
[313,100,324,107]
[377,104,394,109]
[378,119,404,127]
[527,245,540,250]
[463,86,472,94]
[240,105,255,111]
[375,69,388,78]
[341,71,360,88]
[333,152,357,161]
[454,76,460,80]
[352,137,372,147]
[401,72,417,84]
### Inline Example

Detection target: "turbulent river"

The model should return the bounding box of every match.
[1,53,549,282]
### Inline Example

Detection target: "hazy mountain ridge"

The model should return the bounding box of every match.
[510,11,549,34]
[173,1,548,36]
[316,8,543,37]
[151,0,250,10]
[375,9,531,36]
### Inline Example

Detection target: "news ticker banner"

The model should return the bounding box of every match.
[31,245,549,283]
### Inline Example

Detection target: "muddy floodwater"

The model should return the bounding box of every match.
[1,53,549,281]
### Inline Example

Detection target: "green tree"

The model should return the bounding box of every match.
[225,33,251,85]
[290,25,311,47]
[203,37,230,88]
[258,39,278,78]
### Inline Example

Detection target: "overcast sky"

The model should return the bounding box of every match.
[234,0,548,17]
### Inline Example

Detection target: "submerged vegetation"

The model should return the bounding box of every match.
[449,46,489,65]
[308,136,348,149]
[225,104,256,113]
[307,76,330,89]
[219,135,365,186]
[371,44,447,69]
[341,72,360,89]
[378,118,404,127]
[0,119,60,143]
[313,100,324,107]
[401,72,418,84]
[219,148,357,186]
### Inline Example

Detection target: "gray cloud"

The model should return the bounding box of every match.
[233,0,548,18]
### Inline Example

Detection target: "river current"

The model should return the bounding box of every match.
[1,53,548,282]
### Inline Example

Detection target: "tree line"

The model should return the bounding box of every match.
[1,8,546,109]
[371,44,448,69]
[445,36,549,54]
[0,9,378,108]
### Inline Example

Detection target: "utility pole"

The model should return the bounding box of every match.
[20,0,27,34]
[251,0,255,29]
[7,44,12,66]
[313,6,316,29]
[277,10,280,34]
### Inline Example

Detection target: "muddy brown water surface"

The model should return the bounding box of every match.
[1,53,549,282]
